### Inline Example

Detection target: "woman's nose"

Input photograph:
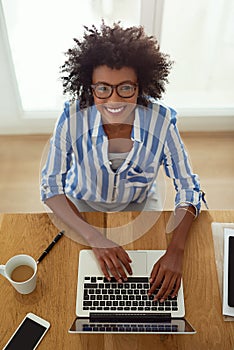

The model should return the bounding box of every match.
[107,88,122,103]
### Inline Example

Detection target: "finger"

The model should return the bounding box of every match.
[114,249,134,281]
[125,252,132,263]
[117,247,132,261]
[149,262,160,284]
[111,255,128,282]
[171,276,181,298]
[104,256,123,282]
[117,251,133,277]
[118,260,132,279]
[98,257,111,281]
[119,248,132,263]
[156,275,177,302]
[150,267,173,299]
[148,268,165,295]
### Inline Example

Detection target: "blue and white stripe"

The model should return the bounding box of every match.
[41,100,202,213]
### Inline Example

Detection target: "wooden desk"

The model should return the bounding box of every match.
[0,211,234,350]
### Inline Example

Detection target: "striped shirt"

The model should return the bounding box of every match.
[41,100,202,214]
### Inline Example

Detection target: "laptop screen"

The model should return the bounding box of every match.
[69,317,196,334]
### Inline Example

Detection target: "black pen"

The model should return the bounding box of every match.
[37,230,64,264]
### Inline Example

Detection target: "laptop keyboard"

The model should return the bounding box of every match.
[83,276,178,312]
[82,323,178,332]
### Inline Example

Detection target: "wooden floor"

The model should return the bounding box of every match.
[0,132,233,213]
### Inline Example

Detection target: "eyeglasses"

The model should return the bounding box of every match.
[91,81,138,99]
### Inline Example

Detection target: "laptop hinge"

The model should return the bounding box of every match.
[90,313,172,323]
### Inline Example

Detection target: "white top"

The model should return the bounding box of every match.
[108,152,129,171]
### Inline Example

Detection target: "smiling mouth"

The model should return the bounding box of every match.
[104,106,126,114]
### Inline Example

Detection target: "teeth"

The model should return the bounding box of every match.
[106,107,124,113]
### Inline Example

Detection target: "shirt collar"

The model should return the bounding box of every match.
[91,107,105,138]
[131,106,143,143]
[91,105,143,143]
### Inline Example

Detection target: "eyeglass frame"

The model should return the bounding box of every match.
[91,80,138,99]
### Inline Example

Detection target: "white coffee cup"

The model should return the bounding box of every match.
[0,254,37,294]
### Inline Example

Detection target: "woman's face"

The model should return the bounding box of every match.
[92,65,139,125]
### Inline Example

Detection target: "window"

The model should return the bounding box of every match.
[160,0,234,115]
[2,0,141,112]
[2,0,234,118]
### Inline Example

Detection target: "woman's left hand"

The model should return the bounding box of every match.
[148,248,184,302]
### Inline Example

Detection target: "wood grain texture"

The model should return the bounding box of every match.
[0,211,234,350]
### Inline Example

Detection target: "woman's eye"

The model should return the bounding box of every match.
[120,85,133,91]
[97,85,109,92]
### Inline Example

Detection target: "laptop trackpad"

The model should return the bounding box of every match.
[127,251,147,275]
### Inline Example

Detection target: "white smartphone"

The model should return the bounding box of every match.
[3,312,50,350]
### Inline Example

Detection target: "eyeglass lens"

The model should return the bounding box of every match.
[92,82,137,98]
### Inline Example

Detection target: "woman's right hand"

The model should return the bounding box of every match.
[92,238,132,282]
[45,196,132,281]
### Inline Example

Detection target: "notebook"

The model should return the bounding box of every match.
[69,249,196,334]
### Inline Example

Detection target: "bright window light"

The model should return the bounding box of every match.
[2,0,234,116]
[160,0,234,113]
[2,0,141,112]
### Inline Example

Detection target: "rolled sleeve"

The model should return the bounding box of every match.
[162,117,202,217]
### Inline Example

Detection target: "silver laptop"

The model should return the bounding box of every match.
[69,249,196,334]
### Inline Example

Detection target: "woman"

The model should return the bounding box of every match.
[41,22,204,302]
